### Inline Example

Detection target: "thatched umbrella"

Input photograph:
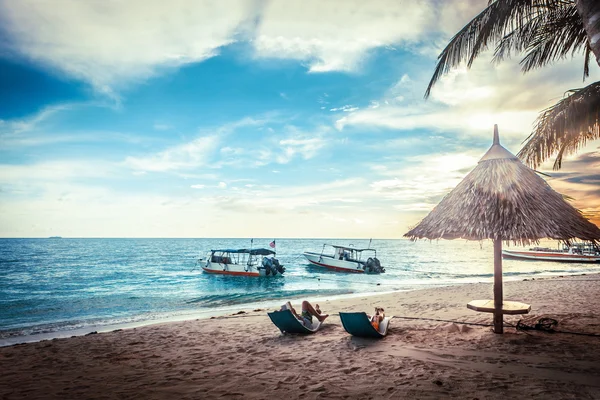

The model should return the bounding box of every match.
[405,125,600,333]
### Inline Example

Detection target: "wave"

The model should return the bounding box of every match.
[185,287,354,308]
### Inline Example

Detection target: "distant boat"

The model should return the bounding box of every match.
[502,242,600,263]
[303,244,385,273]
[199,248,285,277]
[48,236,62,239]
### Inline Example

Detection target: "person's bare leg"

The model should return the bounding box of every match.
[302,300,328,322]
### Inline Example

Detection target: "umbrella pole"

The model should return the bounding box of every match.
[493,239,503,333]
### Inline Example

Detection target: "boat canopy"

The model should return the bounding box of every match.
[328,245,375,252]
[210,248,276,256]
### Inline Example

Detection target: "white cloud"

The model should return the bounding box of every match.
[0,0,485,95]
[0,160,117,183]
[336,104,538,142]
[125,135,219,172]
[0,179,403,238]
[253,0,433,72]
[124,117,266,172]
[0,0,258,94]
[255,137,326,166]
[366,151,483,214]
[335,55,600,145]
[330,105,359,112]
[0,103,75,136]
[277,137,325,161]
[220,146,245,156]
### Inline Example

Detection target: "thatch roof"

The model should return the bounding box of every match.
[404,126,600,246]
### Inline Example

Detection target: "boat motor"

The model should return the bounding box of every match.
[365,257,385,273]
[260,257,285,276]
[261,257,274,276]
[272,258,285,274]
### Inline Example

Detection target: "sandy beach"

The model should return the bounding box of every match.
[1,274,599,400]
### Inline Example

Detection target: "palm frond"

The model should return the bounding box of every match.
[519,5,588,74]
[518,81,600,169]
[583,43,591,79]
[425,0,574,98]
[493,18,540,62]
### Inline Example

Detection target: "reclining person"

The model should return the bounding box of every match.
[281,300,329,327]
[367,307,385,331]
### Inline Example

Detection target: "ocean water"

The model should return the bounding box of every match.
[2,238,599,345]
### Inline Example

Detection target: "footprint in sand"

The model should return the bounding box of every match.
[311,385,326,392]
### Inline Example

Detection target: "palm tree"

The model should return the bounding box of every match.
[426,0,600,170]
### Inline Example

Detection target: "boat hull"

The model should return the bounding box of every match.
[502,250,600,263]
[202,262,270,277]
[303,252,366,273]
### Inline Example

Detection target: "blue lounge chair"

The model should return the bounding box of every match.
[267,309,323,334]
[339,312,392,338]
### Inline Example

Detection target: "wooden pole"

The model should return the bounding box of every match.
[493,239,503,333]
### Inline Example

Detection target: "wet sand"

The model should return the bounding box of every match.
[1,274,599,399]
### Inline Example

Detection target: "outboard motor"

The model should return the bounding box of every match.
[373,257,384,273]
[365,257,385,273]
[272,258,285,274]
[262,257,274,276]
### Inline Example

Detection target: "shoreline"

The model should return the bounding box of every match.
[2,273,599,399]
[0,287,411,347]
[1,272,597,348]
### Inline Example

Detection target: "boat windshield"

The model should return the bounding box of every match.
[209,248,276,265]
[210,248,275,256]
[326,244,376,261]
[563,242,600,255]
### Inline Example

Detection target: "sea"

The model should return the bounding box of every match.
[2,238,600,346]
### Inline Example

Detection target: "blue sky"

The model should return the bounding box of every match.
[1,0,599,238]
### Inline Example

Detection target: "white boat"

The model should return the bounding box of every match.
[502,242,600,263]
[303,244,385,273]
[200,248,285,277]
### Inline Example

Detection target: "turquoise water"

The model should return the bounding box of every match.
[2,238,599,344]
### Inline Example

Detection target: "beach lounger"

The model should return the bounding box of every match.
[339,312,392,338]
[267,309,323,334]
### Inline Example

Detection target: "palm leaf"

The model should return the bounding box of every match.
[519,5,588,75]
[426,0,574,98]
[518,81,600,169]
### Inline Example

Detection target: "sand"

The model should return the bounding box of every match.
[1,274,600,399]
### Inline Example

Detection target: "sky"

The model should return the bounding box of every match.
[0,0,599,239]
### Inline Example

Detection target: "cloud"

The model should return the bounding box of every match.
[124,117,266,172]
[329,105,358,112]
[335,55,600,146]
[335,104,539,143]
[368,152,481,210]
[0,0,485,96]
[276,137,326,161]
[253,0,434,72]
[540,151,600,225]
[0,103,74,136]
[220,146,245,156]
[0,160,117,183]
[0,0,259,95]
[125,135,219,172]
[254,129,328,166]
[203,177,367,215]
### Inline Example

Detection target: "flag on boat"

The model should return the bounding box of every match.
[269,240,276,248]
